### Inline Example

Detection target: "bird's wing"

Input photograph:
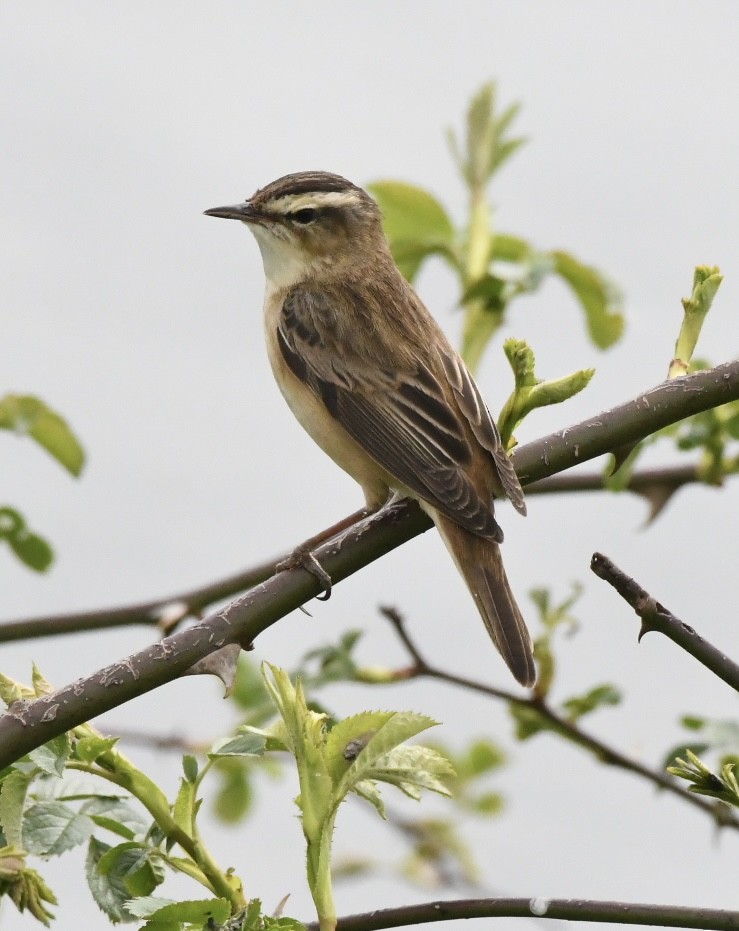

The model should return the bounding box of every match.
[278,287,519,540]
[435,347,526,516]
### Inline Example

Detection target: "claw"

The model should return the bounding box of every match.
[276,550,333,600]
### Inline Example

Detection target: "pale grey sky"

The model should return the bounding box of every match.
[2,3,738,928]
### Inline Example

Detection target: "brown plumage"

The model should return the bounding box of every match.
[205,171,535,686]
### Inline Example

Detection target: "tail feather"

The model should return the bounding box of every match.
[433,512,535,687]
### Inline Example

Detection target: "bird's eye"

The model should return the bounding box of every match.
[292,208,316,224]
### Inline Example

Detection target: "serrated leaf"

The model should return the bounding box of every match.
[86,837,136,923]
[131,896,231,926]
[324,711,394,784]
[367,181,455,281]
[82,797,149,841]
[0,769,32,847]
[352,779,386,819]
[28,735,69,778]
[264,917,309,931]
[23,801,95,856]
[369,745,454,798]
[551,250,624,349]
[74,735,119,764]
[0,394,85,476]
[335,712,438,793]
[208,732,267,759]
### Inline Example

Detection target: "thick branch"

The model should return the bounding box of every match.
[314,897,739,931]
[1,362,738,767]
[591,553,739,692]
[2,363,737,645]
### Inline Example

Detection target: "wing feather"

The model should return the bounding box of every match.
[278,287,522,539]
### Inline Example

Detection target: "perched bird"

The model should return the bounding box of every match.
[205,171,535,686]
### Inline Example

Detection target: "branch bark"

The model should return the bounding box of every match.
[307,897,739,931]
[2,365,737,645]
[591,552,739,692]
[1,361,738,768]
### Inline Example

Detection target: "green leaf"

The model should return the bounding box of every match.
[367,181,455,281]
[333,712,443,802]
[460,739,506,777]
[127,896,230,925]
[86,837,135,923]
[662,742,709,773]
[0,769,33,847]
[324,711,394,784]
[208,732,267,759]
[182,755,198,784]
[82,796,149,841]
[492,233,532,262]
[97,842,164,897]
[8,528,54,572]
[212,758,254,823]
[562,684,621,721]
[0,394,85,476]
[23,801,95,856]
[551,250,624,349]
[509,704,553,741]
[172,778,195,835]
[470,790,504,815]
[74,735,119,764]
[0,507,54,572]
[28,735,70,778]
[299,630,363,686]
[368,744,454,799]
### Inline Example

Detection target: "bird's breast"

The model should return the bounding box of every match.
[262,289,392,509]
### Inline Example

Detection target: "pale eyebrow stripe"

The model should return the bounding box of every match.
[267,191,364,213]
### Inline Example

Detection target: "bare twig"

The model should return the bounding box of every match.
[526,460,735,497]
[379,607,739,832]
[1,362,738,767]
[590,553,739,692]
[308,896,739,931]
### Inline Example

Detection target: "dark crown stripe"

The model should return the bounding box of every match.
[251,171,364,204]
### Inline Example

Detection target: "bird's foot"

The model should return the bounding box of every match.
[276,548,333,600]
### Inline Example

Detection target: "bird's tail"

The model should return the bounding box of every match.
[432,512,536,687]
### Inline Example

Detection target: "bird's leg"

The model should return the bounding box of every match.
[275,506,375,600]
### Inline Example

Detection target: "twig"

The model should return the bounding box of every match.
[1,362,738,767]
[379,607,739,832]
[310,896,739,931]
[1,362,738,645]
[525,461,733,496]
[0,558,280,642]
[590,553,739,692]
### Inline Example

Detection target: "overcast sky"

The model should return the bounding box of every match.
[2,3,738,929]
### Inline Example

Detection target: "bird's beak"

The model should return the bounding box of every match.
[203,201,265,224]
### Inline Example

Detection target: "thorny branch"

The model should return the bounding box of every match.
[380,605,739,832]
[0,361,738,768]
[591,553,739,692]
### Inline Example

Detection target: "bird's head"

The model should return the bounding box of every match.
[205,171,386,289]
